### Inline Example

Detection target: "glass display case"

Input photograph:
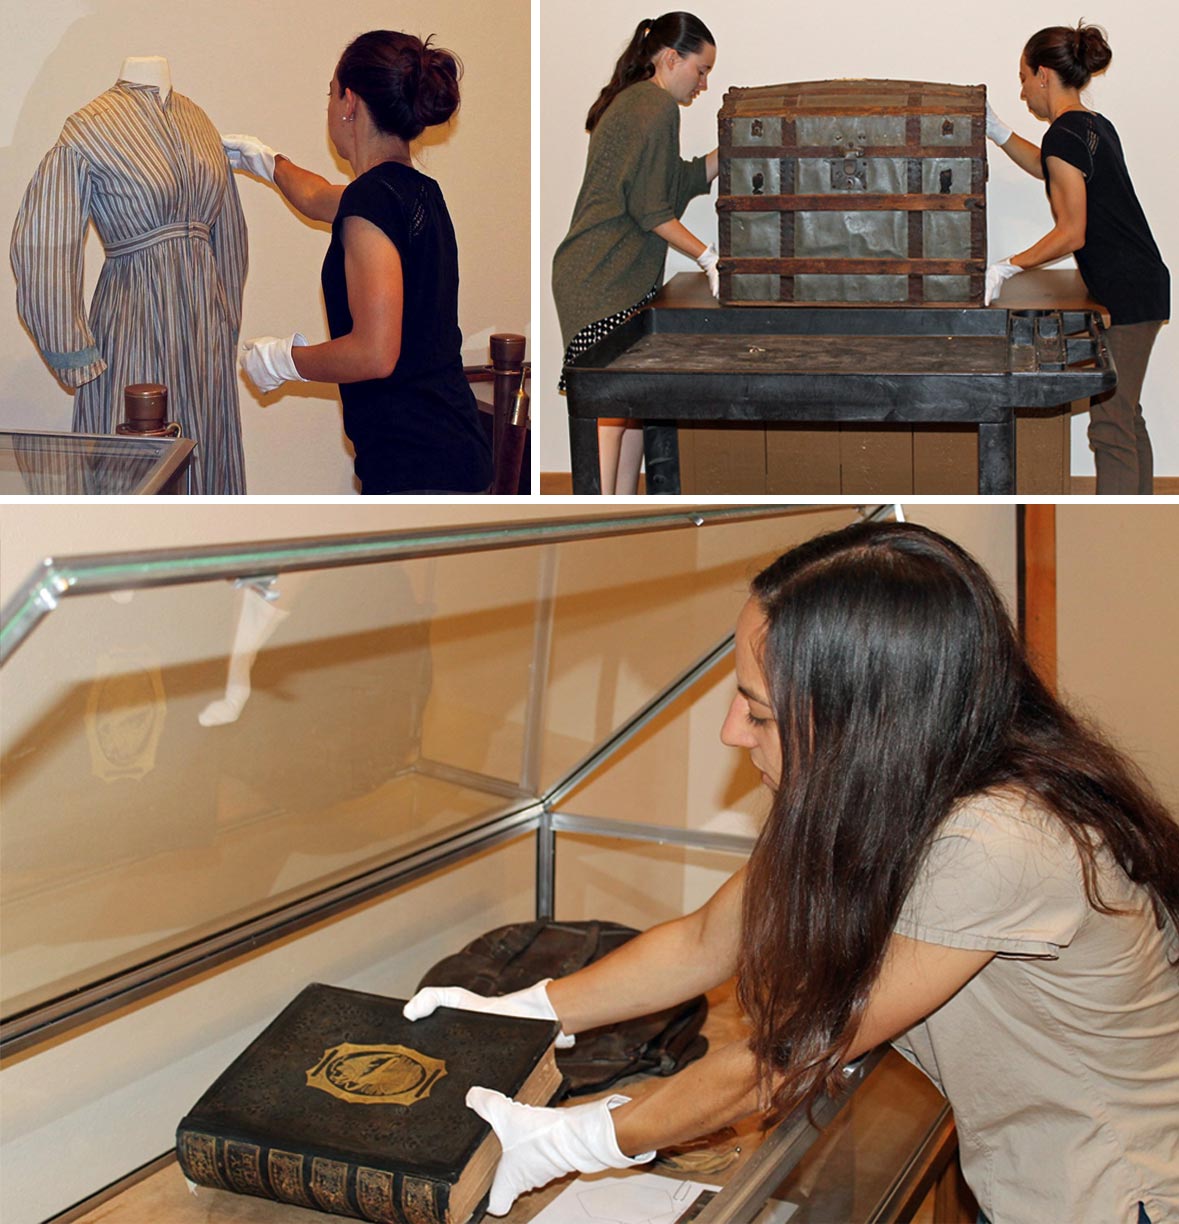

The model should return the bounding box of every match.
[0,429,194,494]
[2,504,968,1224]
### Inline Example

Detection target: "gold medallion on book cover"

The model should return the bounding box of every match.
[306,1043,447,1105]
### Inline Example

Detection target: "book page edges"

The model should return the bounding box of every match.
[448,1042,564,1224]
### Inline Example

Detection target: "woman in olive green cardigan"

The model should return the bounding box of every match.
[552,12,720,494]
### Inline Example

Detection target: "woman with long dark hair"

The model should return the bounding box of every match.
[985,22,1169,495]
[223,31,492,494]
[552,12,720,494]
[407,521,1179,1223]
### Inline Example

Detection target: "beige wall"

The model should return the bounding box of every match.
[1057,507,1179,811]
[538,0,1178,476]
[1,0,529,493]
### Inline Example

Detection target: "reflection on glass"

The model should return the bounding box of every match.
[2,559,525,1017]
[1,509,860,1023]
[0,431,188,495]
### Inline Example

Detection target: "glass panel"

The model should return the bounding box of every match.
[554,839,750,931]
[558,663,762,836]
[555,507,856,830]
[1,559,537,1018]
[0,507,861,1023]
[537,511,859,790]
[0,431,178,495]
[777,1049,949,1220]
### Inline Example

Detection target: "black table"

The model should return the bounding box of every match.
[564,286,1116,495]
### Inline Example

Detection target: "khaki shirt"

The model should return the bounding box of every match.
[894,789,1179,1224]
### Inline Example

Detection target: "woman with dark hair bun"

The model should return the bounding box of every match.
[985,22,1169,496]
[552,12,720,494]
[222,31,492,494]
[405,520,1179,1222]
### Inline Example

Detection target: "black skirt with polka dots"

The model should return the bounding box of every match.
[557,284,660,393]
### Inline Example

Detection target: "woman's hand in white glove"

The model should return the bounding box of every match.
[985,103,1013,147]
[466,1089,654,1216]
[240,333,309,394]
[695,244,720,298]
[222,134,278,182]
[403,980,575,1048]
[984,260,1022,305]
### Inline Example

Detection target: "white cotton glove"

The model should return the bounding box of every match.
[984,260,1022,305]
[466,1089,654,1216]
[222,133,278,182]
[695,244,720,298]
[403,980,576,1048]
[240,333,309,394]
[985,103,1013,147]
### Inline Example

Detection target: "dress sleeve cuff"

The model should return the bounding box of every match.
[44,345,107,387]
[634,205,677,232]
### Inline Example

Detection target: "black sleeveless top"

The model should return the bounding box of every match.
[1041,111,1169,326]
[321,162,492,493]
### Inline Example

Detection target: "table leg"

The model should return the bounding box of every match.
[569,416,602,494]
[643,424,682,495]
[978,417,1016,494]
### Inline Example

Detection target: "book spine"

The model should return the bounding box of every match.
[176,1128,451,1224]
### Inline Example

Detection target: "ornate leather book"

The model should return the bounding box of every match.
[176,983,562,1224]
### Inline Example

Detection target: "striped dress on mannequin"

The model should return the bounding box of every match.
[11,81,248,494]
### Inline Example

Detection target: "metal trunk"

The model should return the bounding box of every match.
[718,80,987,306]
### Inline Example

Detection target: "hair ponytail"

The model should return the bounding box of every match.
[336,30,462,142]
[585,11,715,132]
[1024,20,1112,90]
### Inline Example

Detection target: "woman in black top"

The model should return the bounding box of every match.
[225,31,492,494]
[985,22,1170,495]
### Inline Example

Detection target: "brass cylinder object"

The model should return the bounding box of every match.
[117,383,179,437]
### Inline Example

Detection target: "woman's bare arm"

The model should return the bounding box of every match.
[996,131,1045,179]
[1010,156,1087,267]
[289,215,402,383]
[547,867,746,1034]
[651,217,709,260]
[608,931,994,1157]
[273,155,347,224]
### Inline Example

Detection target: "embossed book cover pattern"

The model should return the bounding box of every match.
[176,983,560,1224]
